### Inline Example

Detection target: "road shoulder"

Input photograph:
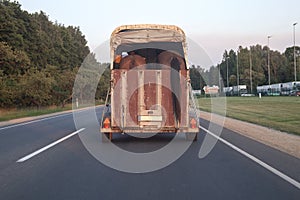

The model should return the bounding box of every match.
[0,106,102,128]
[200,111,300,159]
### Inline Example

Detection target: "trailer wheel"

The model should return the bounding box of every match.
[102,132,112,142]
[185,132,197,141]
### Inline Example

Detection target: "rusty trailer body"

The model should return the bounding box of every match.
[101,24,198,141]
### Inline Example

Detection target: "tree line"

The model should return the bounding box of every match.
[0,0,109,108]
[190,44,300,93]
[1,1,299,109]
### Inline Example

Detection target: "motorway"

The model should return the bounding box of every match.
[0,107,299,200]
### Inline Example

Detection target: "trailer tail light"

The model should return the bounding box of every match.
[190,118,197,129]
[103,118,111,129]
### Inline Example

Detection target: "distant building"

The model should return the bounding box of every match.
[192,90,201,96]
[203,85,219,96]
[223,85,247,96]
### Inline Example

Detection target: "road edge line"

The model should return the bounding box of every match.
[0,106,102,131]
[199,125,300,190]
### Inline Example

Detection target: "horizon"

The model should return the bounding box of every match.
[18,0,300,68]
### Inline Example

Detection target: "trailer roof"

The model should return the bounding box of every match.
[110,24,187,50]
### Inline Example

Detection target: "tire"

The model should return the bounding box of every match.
[185,132,197,141]
[101,132,111,143]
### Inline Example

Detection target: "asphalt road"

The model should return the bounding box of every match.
[0,107,299,200]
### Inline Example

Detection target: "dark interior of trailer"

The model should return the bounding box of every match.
[113,42,186,70]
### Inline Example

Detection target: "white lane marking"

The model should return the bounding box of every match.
[0,107,99,131]
[0,113,72,131]
[199,125,300,190]
[16,128,85,163]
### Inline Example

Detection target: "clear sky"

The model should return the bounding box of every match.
[18,0,300,67]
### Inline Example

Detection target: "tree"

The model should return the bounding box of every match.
[0,42,30,75]
[96,64,111,102]
[284,46,300,82]
[0,1,92,108]
[17,68,54,108]
[73,53,102,104]
[189,65,206,91]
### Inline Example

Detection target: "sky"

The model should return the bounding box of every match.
[18,0,300,67]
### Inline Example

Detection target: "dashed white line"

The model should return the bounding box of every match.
[16,128,85,163]
[199,125,300,190]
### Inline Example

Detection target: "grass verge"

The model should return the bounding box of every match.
[0,100,104,122]
[0,104,73,122]
[198,96,300,136]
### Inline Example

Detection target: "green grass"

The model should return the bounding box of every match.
[0,105,73,122]
[0,100,105,122]
[198,96,300,136]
